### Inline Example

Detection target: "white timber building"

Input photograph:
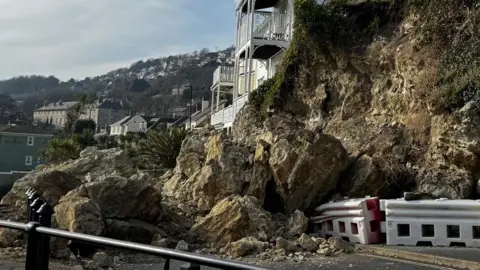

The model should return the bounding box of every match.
[210,0,294,132]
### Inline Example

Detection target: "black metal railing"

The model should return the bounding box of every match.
[0,189,271,270]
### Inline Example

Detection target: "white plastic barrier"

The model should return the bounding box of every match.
[380,198,480,247]
[309,197,383,244]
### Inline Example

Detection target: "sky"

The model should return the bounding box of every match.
[0,0,238,81]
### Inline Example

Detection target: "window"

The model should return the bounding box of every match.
[25,156,33,166]
[422,224,435,237]
[397,224,410,237]
[27,136,34,146]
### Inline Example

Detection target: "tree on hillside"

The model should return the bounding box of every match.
[0,94,17,118]
[65,92,95,138]
[73,119,96,134]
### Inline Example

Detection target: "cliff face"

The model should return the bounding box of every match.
[237,0,480,200]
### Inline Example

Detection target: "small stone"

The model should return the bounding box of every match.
[296,233,319,252]
[72,266,84,270]
[275,237,299,253]
[92,251,112,268]
[151,238,177,249]
[175,240,189,252]
[287,210,308,237]
[12,240,23,247]
[5,247,14,253]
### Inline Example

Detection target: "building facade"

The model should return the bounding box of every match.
[80,100,131,132]
[211,0,294,132]
[33,101,78,129]
[0,125,53,173]
[34,99,130,132]
[110,115,148,136]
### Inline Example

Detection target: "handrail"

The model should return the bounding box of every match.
[0,189,271,270]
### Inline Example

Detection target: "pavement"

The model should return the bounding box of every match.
[116,254,460,270]
[2,245,479,270]
[357,245,480,270]
[0,263,22,270]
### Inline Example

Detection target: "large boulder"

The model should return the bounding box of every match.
[105,219,165,244]
[1,170,82,220]
[84,175,162,221]
[58,147,135,182]
[264,116,349,213]
[0,147,135,221]
[189,195,275,248]
[54,187,105,236]
[164,134,250,214]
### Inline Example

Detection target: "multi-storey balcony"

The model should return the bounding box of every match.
[237,11,292,59]
[212,65,235,88]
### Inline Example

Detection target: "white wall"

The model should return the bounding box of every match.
[110,116,147,136]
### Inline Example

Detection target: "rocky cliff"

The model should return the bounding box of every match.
[1,0,479,265]
[245,0,480,200]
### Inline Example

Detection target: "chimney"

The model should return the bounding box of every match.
[53,101,56,106]
[201,99,209,112]
[43,100,47,107]
[59,100,63,106]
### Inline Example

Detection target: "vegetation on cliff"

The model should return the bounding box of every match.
[252,0,480,116]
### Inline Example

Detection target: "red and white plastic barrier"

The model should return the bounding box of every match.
[309,196,384,244]
[380,198,480,247]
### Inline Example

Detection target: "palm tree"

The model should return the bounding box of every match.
[44,138,81,163]
[67,92,94,138]
[73,129,96,149]
[138,127,187,169]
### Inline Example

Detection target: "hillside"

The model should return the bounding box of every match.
[0,46,235,117]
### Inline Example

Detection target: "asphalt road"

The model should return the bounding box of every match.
[116,254,458,270]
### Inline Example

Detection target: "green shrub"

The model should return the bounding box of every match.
[138,127,187,169]
[438,39,480,110]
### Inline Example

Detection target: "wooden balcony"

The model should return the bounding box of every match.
[237,12,291,59]
[212,65,235,87]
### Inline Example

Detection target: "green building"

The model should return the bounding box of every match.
[0,125,54,198]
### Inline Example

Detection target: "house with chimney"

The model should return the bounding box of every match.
[80,99,131,133]
[33,101,78,129]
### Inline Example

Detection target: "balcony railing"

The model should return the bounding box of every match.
[211,94,249,127]
[213,65,235,86]
[238,12,291,49]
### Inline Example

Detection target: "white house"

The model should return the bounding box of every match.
[210,0,294,133]
[109,115,148,136]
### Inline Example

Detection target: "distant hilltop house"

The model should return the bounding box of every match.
[171,84,190,95]
[33,98,130,132]
[0,124,54,197]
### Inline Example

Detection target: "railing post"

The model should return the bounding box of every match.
[30,198,44,223]
[164,258,170,270]
[37,203,55,270]
[25,221,41,270]
[27,191,39,222]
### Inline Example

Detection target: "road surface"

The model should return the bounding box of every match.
[116,254,459,270]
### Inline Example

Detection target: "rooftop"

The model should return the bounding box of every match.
[35,101,78,111]
[35,99,130,112]
[0,125,55,136]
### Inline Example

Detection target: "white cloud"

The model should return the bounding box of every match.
[0,0,225,80]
